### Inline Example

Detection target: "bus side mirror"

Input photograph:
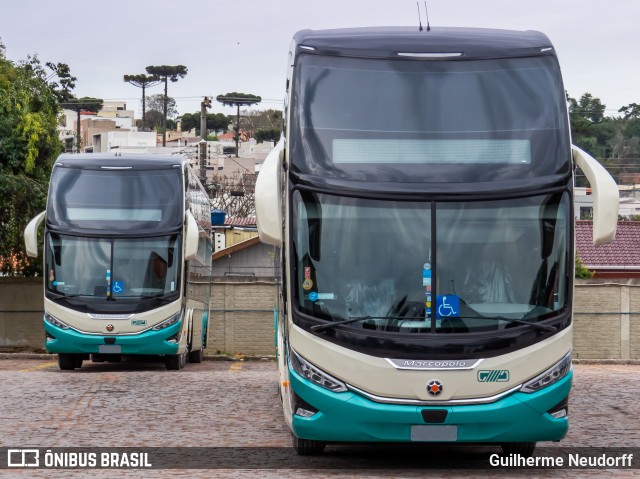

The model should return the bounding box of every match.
[572,145,619,245]
[24,211,46,258]
[184,211,199,261]
[255,138,284,247]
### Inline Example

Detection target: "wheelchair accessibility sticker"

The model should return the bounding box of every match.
[436,295,460,318]
[112,281,125,295]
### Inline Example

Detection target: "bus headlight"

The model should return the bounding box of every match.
[520,351,572,393]
[152,311,182,331]
[44,311,70,330]
[289,348,347,393]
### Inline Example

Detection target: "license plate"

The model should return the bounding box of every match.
[410,425,458,442]
[98,345,121,354]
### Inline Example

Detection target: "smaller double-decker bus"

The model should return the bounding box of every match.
[255,27,619,455]
[24,154,212,371]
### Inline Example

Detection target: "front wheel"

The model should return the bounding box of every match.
[292,432,326,456]
[501,442,536,457]
[165,351,187,370]
[58,353,82,371]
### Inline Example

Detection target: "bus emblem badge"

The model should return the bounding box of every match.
[427,379,443,396]
[477,370,510,382]
[106,324,114,332]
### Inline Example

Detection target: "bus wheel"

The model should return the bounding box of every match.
[165,352,186,370]
[58,353,80,371]
[188,347,203,363]
[501,442,536,457]
[292,432,326,455]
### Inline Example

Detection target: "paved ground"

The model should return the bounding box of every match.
[0,359,638,478]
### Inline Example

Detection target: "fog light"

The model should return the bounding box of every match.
[547,395,569,419]
[292,391,319,418]
[295,407,316,418]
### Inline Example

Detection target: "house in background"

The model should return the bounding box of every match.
[576,220,640,278]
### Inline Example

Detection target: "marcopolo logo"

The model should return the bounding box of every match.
[477,370,510,382]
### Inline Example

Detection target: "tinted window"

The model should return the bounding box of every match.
[291,54,570,182]
[47,167,183,230]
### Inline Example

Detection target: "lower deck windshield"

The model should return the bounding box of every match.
[45,233,181,306]
[293,191,569,334]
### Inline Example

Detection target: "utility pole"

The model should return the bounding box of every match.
[200,96,211,184]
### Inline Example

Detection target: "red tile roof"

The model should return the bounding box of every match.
[224,216,257,227]
[576,220,640,267]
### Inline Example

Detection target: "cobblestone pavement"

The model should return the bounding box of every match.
[0,359,638,478]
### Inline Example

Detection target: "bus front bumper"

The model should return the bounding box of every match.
[289,367,571,444]
[43,320,181,356]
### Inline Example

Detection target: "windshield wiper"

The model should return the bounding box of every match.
[311,316,425,333]
[457,315,557,332]
[311,315,556,333]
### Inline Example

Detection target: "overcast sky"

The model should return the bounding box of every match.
[1,0,638,118]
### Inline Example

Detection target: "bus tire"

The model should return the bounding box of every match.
[165,352,186,370]
[291,432,326,455]
[501,442,536,457]
[58,353,80,371]
[188,348,203,363]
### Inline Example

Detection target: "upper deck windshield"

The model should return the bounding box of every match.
[290,53,570,183]
[293,191,569,337]
[46,166,183,231]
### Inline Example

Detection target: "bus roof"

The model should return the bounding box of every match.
[293,27,554,59]
[54,153,187,169]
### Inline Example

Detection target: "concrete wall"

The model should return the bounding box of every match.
[0,278,44,351]
[2,277,640,359]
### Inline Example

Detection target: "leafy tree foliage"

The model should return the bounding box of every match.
[216,92,262,156]
[123,73,161,131]
[145,65,187,146]
[0,42,66,275]
[254,128,281,144]
[146,94,177,119]
[180,112,229,135]
[568,93,640,187]
[143,110,165,130]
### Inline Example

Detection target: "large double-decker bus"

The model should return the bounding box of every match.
[24,154,212,371]
[255,27,619,455]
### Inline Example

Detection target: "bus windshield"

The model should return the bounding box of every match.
[291,54,570,182]
[292,191,569,334]
[45,233,181,302]
[47,167,183,230]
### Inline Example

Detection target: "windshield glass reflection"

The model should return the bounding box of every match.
[45,234,181,301]
[292,191,568,334]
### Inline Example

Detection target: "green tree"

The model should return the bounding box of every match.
[143,110,164,130]
[146,94,177,119]
[569,93,606,124]
[216,92,262,156]
[45,62,76,103]
[123,73,161,131]
[254,128,281,144]
[575,255,594,279]
[145,65,187,147]
[0,42,67,275]
[180,112,229,135]
[60,97,103,153]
